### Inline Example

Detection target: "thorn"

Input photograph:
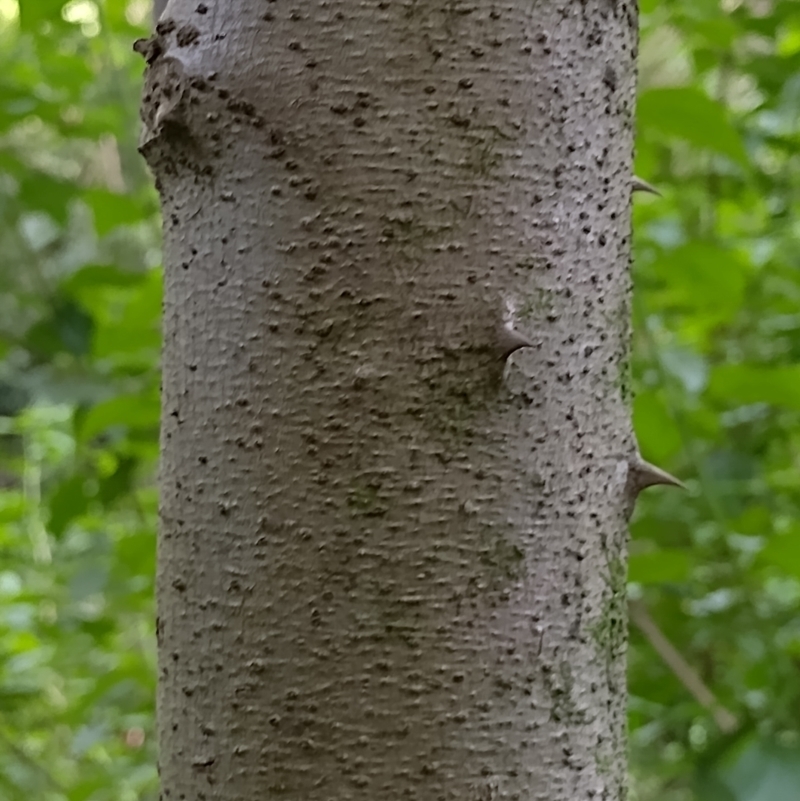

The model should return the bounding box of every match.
[496,325,535,361]
[628,456,684,495]
[631,176,661,196]
[133,35,162,64]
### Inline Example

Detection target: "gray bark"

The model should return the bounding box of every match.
[152,0,167,25]
[139,1,640,799]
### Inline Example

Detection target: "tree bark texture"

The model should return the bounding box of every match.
[152,0,168,26]
[140,1,639,799]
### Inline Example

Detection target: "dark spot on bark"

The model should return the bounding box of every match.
[156,17,176,34]
[603,65,617,91]
[196,2,207,13]
[176,24,200,47]
[228,98,256,116]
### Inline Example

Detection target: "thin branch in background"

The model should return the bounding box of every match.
[629,599,738,734]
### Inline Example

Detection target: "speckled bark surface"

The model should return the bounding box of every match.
[140,1,638,799]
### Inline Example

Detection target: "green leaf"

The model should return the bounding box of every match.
[689,17,740,49]
[25,298,95,359]
[634,391,682,464]
[92,270,162,361]
[693,770,738,801]
[63,264,148,294]
[97,456,137,506]
[733,505,772,536]
[709,365,800,410]
[0,493,26,525]
[719,739,800,801]
[83,189,151,236]
[759,531,800,579]
[629,550,692,584]
[18,171,75,224]
[78,392,160,441]
[18,0,67,31]
[647,242,750,318]
[0,685,41,712]
[638,87,749,166]
[48,474,90,537]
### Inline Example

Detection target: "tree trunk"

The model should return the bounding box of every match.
[139,1,641,798]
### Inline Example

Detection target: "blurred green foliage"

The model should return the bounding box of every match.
[0,0,798,799]
[0,0,158,798]
[631,1,800,798]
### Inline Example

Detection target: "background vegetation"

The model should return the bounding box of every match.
[0,0,797,798]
